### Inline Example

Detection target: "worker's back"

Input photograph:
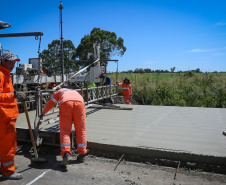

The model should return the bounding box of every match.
[105,76,111,85]
[54,88,85,107]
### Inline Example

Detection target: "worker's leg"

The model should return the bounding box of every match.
[72,101,87,155]
[0,118,17,176]
[59,101,73,158]
[124,95,131,104]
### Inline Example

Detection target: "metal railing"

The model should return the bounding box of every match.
[80,84,118,104]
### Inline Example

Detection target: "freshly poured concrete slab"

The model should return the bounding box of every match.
[16,105,226,158]
[86,105,226,158]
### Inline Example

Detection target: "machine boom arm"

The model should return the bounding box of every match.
[0,32,43,38]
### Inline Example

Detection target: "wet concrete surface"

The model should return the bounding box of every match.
[86,105,226,157]
[15,104,226,172]
[1,146,226,185]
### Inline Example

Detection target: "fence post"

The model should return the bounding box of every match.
[96,86,99,100]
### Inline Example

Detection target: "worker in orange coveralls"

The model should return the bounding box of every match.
[118,77,132,104]
[0,52,25,180]
[42,88,87,165]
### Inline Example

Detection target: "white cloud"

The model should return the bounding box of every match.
[216,22,226,26]
[187,49,208,53]
[186,47,226,53]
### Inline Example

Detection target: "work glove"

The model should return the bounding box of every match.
[14,91,27,102]
[130,94,133,99]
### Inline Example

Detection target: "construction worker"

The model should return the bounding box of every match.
[118,77,132,104]
[104,76,111,85]
[0,52,26,180]
[99,71,111,85]
[42,88,88,165]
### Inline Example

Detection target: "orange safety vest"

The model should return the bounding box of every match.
[0,66,19,118]
[118,82,132,95]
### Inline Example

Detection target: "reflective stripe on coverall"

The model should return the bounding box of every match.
[118,82,132,104]
[43,88,87,158]
[0,65,19,176]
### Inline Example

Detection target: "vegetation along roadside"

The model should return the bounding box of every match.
[109,72,226,108]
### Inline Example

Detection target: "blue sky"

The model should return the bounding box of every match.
[0,0,226,73]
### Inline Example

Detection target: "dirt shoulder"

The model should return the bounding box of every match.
[1,144,226,185]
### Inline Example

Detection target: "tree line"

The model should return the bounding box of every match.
[120,67,223,74]
[41,27,126,74]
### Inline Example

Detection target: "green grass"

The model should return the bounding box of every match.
[108,72,226,108]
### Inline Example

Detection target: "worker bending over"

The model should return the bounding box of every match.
[0,52,26,180]
[42,88,88,165]
[118,77,132,104]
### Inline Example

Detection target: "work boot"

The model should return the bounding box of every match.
[2,172,23,180]
[77,154,86,163]
[61,152,71,166]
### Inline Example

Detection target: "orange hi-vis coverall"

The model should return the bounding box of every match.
[0,65,19,176]
[43,88,87,158]
[118,82,132,104]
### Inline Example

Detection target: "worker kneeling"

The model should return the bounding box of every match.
[42,88,87,165]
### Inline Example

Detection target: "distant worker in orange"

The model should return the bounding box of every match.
[0,52,26,180]
[118,77,132,104]
[42,88,87,165]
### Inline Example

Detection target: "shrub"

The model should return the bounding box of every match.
[184,71,194,77]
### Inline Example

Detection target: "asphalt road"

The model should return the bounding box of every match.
[1,146,226,185]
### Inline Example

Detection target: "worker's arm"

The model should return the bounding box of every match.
[43,90,60,114]
[0,73,15,103]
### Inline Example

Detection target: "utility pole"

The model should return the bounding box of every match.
[59,1,64,82]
